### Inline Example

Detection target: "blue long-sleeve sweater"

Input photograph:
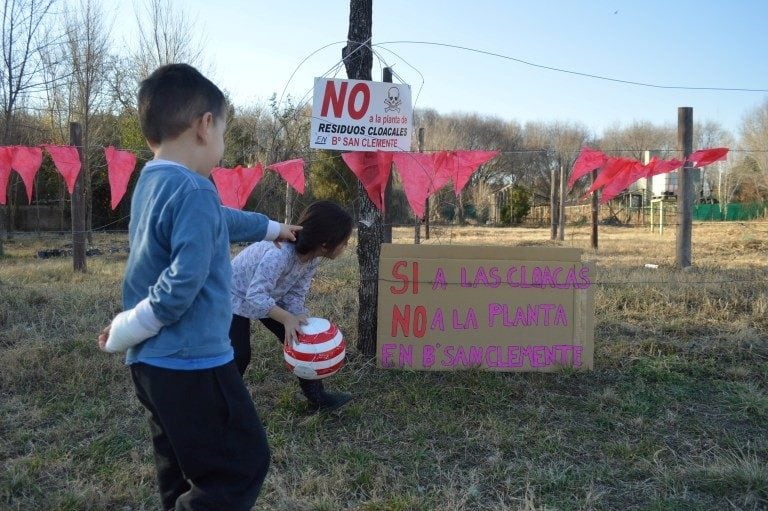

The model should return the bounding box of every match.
[123,160,275,368]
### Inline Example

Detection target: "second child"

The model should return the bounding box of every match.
[229,200,354,412]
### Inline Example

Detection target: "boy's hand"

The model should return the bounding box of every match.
[273,223,302,248]
[97,325,111,351]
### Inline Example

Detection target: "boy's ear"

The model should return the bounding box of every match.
[195,112,215,144]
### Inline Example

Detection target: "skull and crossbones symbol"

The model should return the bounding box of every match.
[384,86,402,113]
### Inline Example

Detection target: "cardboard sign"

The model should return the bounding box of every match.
[310,77,412,152]
[377,244,594,372]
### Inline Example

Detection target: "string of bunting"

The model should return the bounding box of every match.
[0,144,500,219]
[569,146,730,202]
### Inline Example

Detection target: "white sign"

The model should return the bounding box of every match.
[310,77,413,152]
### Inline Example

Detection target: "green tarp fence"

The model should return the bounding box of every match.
[693,202,768,221]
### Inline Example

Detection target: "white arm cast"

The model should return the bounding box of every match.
[104,298,163,353]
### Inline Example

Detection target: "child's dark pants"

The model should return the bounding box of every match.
[130,361,270,510]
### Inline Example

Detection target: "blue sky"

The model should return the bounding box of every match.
[113,0,768,138]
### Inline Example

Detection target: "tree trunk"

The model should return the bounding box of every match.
[344,0,377,357]
[71,122,87,272]
[550,166,558,239]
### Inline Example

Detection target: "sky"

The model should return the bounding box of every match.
[110,0,768,139]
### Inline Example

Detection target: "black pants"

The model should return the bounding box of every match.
[229,314,322,398]
[229,314,284,376]
[130,361,270,511]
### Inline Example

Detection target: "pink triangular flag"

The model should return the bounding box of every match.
[342,151,393,211]
[600,161,645,203]
[442,150,499,195]
[392,152,439,219]
[643,157,683,179]
[105,147,137,210]
[211,164,264,209]
[11,146,43,203]
[0,146,14,205]
[426,151,450,194]
[267,159,305,194]
[568,147,608,189]
[44,145,81,194]
[687,147,729,167]
[585,157,636,196]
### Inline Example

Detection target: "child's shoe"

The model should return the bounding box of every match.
[299,379,352,412]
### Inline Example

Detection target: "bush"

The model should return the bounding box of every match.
[502,184,531,225]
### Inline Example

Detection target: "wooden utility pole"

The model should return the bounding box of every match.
[70,122,87,272]
[558,162,566,241]
[424,131,430,238]
[676,107,693,268]
[344,0,377,356]
[414,127,424,244]
[591,169,599,249]
[550,165,558,239]
[382,66,394,243]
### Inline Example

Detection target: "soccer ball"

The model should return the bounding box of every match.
[283,317,346,380]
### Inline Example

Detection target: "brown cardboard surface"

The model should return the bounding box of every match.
[376,244,595,372]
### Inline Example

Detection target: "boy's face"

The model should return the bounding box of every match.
[193,111,227,176]
[206,114,226,171]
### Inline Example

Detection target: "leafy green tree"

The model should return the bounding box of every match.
[308,150,358,212]
[504,184,531,225]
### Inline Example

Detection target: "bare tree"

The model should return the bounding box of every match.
[521,120,591,235]
[694,119,734,200]
[598,120,676,161]
[65,0,111,240]
[738,99,768,200]
[98,0,207,138]
[133,0,205,79]
[0,0,57,255]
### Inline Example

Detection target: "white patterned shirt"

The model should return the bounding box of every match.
[230,241,319,319]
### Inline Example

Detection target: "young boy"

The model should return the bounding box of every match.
[98,63,299,510]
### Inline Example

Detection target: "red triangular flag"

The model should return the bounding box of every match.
[342,151,393,211]
[44,145,81,194]
[392,152,439,219]
[644,157,683,178]
[11,146,43,203]
[267,159,305,194]
[0,146,14,205]
[687,147,729,167]
[211,164,264,209]
[426,151,451,194]
[600,161,645,203]
[442,150,499,195]
[585,157,636,196]
[105,147,137,210]
[568,147,608,189]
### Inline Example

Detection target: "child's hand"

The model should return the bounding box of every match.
[283,313,308,345]
[273,223,302,248]
[97,325,111,351]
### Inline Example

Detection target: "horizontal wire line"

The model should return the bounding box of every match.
[373,40,768,93]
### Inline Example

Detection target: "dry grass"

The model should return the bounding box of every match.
[1,222,767,511]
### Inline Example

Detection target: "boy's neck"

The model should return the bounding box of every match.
[152,138,211,177]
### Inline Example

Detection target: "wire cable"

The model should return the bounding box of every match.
[374,40,768,93]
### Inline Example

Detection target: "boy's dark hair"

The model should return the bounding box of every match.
[294,201,353,255]
[138,63,226,146]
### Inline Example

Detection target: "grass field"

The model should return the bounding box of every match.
[1,223,767,511]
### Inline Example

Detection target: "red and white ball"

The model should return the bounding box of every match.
[283,317,346,380]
